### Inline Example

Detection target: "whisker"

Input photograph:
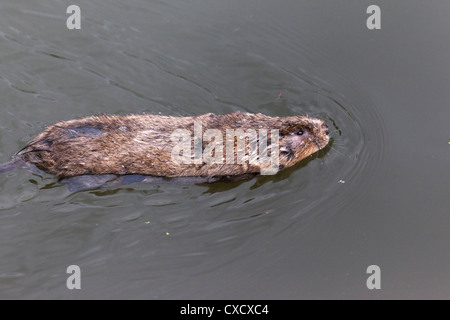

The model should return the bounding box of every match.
[329,145,347,157]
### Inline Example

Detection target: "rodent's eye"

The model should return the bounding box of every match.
[297,130,304,136]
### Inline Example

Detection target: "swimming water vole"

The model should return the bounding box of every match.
[0,112,329,184]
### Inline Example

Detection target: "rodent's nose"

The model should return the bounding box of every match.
[322,122,329,136]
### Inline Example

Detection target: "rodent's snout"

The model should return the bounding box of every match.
[322,122,329,136]
[311,120,330,150]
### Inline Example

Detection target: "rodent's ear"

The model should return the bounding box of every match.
[279,122,302,136]
[279,128,291,136]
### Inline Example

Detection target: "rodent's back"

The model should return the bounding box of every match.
[18,114,188,177]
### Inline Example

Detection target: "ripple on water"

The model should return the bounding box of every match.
[0,81,388,276]
[0,1,390,297]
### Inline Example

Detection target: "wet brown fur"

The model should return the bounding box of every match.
[15,112,329,178]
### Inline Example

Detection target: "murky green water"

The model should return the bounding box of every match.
[0,0,449,299]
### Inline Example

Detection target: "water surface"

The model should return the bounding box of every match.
[0,0,449,299]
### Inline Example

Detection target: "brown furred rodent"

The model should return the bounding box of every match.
[1,112,329,180]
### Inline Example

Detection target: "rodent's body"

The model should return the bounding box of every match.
[3,112,329,179]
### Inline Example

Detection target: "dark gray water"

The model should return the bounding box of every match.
[0,0,449,299]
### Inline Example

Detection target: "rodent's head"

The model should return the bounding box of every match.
[278,116,329,168]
